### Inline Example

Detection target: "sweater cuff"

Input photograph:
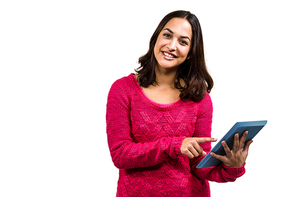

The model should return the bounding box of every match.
[170,136,186,159]
[222,163,246,179]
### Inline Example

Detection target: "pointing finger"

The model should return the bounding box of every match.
[195,137,217,144]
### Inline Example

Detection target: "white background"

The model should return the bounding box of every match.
[1,0,295,196]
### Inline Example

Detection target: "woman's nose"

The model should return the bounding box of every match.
[167,39,177,51]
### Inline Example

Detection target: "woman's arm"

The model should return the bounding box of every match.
[106,79,185,169]
[190,93,246,182]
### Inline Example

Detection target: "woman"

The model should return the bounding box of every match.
[106,10,252,197]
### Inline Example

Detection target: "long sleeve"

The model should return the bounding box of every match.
[190,93,246,182]
[106,79,185,170]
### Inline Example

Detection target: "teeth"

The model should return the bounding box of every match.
[163,52,174,58]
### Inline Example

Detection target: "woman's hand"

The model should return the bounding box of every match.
[181,137,217,159]
[210,131,253,167]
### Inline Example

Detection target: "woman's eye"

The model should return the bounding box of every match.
[180,40,188,45]
[163,33,171,38]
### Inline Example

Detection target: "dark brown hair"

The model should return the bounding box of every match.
[135,10,214,102]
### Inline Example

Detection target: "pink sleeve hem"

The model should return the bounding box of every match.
[222,163,246,179]
[171,136,186,158]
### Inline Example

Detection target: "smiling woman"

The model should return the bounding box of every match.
[136,10,213,102]
[106,10,248,197]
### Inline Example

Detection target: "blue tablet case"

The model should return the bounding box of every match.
[196,120,267,169]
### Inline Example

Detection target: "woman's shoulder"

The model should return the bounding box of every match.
[187,92,213,113]
[203,92,212,103]
[198,92,213,111]
[110,73,136,89]
[108,73,138,99]
[189,92,212,106]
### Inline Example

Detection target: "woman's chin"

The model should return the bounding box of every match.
[156,64,180,73]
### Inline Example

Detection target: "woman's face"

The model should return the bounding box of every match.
[154,17,192,70]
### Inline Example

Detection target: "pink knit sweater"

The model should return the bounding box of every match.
[106,74,245,197]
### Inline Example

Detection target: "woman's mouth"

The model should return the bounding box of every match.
[162,51,177,60]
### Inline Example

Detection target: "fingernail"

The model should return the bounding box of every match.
[203,151,207,155]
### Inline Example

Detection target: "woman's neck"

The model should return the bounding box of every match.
[154,65,178,89]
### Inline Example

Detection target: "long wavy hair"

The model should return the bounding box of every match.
[135,10,213,102]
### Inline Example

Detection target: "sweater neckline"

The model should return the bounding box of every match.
[129,73,182,111]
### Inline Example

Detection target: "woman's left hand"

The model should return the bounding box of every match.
[210,131,253,167]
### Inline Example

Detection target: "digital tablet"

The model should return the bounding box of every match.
[196,120,267,169]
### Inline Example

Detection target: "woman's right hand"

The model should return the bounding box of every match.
[181,137,217,159]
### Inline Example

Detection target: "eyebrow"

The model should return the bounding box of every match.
[163,28,191,41]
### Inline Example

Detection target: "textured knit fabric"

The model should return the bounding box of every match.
[106,74,246,197]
